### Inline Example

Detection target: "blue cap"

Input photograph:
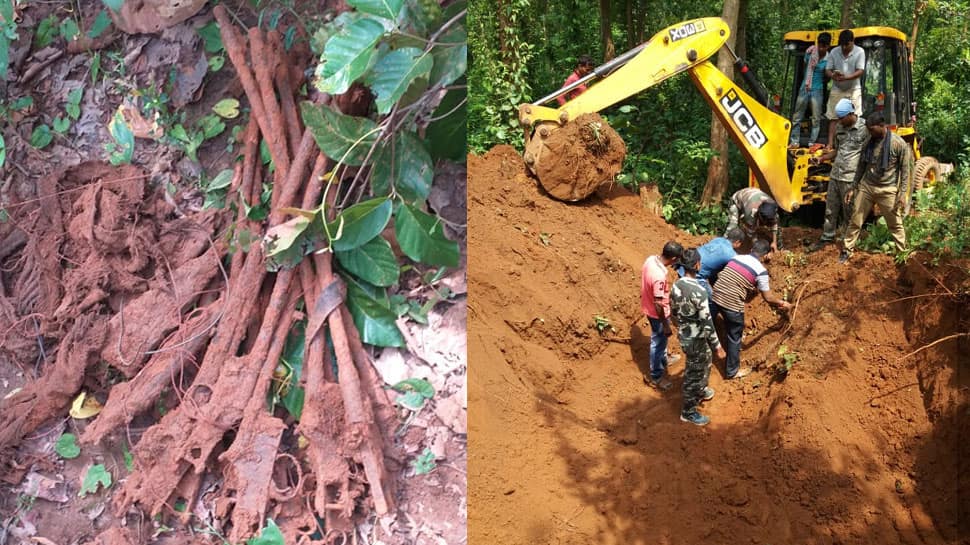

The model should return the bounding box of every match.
[835,98,855,118]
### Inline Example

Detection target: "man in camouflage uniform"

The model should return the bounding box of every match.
[671,248,726,426]
[725,187,782,252]
[841,111,914,263]
[809,98,869,252]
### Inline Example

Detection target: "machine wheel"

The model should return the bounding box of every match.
[912,156,941,192]
[908,156,941,215]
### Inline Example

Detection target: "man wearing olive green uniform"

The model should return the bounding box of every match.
[809,98,869,252]
[841,111,913,263]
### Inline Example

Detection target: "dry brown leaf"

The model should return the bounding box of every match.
[118,103,163,140]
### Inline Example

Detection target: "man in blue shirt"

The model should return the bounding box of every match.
[789,32,831,147]
[677,228,745,299]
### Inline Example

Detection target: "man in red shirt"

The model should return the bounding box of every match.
[641,241,683,391]
[556,55,595,106]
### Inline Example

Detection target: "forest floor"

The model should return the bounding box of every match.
[0,2,466,544]
[468,145,968,545]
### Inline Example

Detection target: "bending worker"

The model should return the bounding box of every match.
[725,187,782,253]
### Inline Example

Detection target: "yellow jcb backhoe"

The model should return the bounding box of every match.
[518,17,944,211]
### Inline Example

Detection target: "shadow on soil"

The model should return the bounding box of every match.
[534,382,966,545]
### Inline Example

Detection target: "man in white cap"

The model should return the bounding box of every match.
[808,98,868,252]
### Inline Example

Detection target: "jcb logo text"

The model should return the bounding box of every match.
[719,90,767,149]
[669,21,706,42]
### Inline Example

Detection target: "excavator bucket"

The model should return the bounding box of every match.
[519,17,731,201]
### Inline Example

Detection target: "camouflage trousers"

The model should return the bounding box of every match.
[680,337,712,413]
[820,179,853,242]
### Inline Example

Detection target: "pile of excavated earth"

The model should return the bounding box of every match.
[468,144,968,545]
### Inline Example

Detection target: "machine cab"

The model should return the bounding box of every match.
[782,27,916,150]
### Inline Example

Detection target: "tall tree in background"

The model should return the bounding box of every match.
[701,0,742,205]
[600,0,615,60]
[840,0,854,27]
[909,0,927,62]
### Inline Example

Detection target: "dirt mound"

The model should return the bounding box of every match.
[532,113,627,201]
[468,148,968,544]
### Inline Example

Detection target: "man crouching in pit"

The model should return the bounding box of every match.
[671,248,726,426]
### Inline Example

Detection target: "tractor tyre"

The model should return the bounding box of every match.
[913,156,941,192]
[908,156,941,215]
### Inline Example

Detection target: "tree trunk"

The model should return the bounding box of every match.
[600,0,615,61]
[736,0,748,60]
[635,0,645,43]
[700,0,741,206]
[909,0,926,62]
[839,0,854,28]
[626,0,634,50]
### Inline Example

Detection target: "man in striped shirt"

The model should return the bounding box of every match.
[711,240,792,379]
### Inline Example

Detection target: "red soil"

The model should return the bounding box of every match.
[468,145,968,545]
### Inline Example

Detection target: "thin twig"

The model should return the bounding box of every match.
[898,333,969,362]
[427,9,467,46]
[873,292,951,305]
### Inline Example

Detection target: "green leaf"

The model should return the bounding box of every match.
[396,390,426,410]
[265,216,312,258]
[10,96,33,110]
[212,98,240,119]
[79,464,112,496]
[426,86,466,161]
[395,204,459,266]
[66,87,84,120]
[197,21,223,53]
[87,10,112,39]
[412,447,436,475]
[0,27,10,79]
[90,52,101,84]
[122,443,133,472]
[60,18,80,42]
[35,15,60,49]
[315,18,384,95]
[429,26,466,87]
[207,169,234,190]
[283,26,297,50]
[197,114,225,139]
[345,280,405,347]
[301,103,378,166]
[391,377,435,398]
[365,47,433,114]
[347,0,404,21]
[55,433,81,459]
[371,131,433,201]
[279,323,306,419]
[329,197,392,251]
[30,125,53,149]
[52,117,71,133]
[401,0,443,35]
[102,0,124,12]
[335,236,400,286]
[247,519,284,545]
[108,111,134,164]
[0,134,5,170]
[208,55,225,72]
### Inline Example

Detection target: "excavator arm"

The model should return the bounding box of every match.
[518,17,804,211]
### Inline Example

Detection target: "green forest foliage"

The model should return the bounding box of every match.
[469,0,970,240]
